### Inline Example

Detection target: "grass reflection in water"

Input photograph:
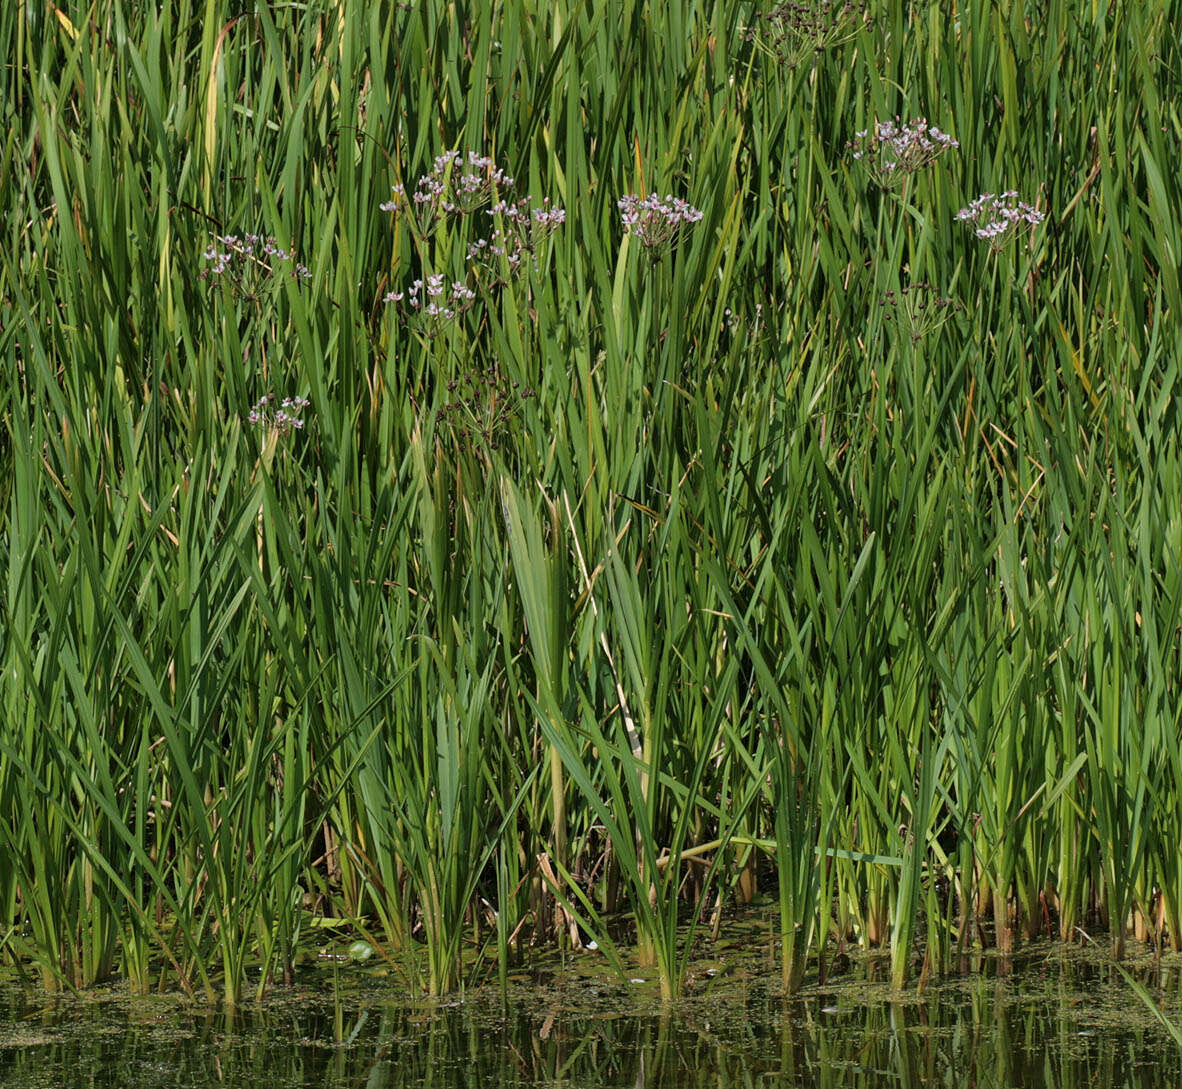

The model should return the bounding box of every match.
[3,949,1182,1088]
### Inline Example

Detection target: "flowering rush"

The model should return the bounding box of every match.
[466,197,567,282]
[745,0,868,69]
[379,151,565,331]
[380,150,515,226]
[849,118,959,188]
[618,193,704,252]
[201,234,311,282]
[247,393,310,435]
[881,282,964,343]
[955,192,1045,251]
[382,274,478,336]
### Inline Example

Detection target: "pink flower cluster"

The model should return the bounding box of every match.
[618,193,704,251]
[380,151,515,223]
[380,151,565,332]
[849,118,959,188]
[247,393,310,434]
[464,198,566,282]
[955,192,1045,251]
[383,274,478,335]
[201,234,311,282]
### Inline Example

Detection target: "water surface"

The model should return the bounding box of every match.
[2,945,1181,1087]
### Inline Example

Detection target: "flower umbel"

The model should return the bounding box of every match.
[882,283,964,343]
[437,363,537,454]
[745,1,868,69]
[383,275,478,338]
[201,234,312,296]
[380,151,514,224]
[849,118,959,189]
[465,197,566,285]
[247,393,311,435]
[955,192,1046,252]
[380,151,565,332]
[618,193,704,253]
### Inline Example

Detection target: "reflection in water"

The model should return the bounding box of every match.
[2,961,1181,1088]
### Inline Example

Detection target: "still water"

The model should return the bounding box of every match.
[2,946,1181,1087]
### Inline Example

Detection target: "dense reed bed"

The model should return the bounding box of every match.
[1,0,1180,1004]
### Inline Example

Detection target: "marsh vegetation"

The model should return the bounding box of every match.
[1,0,1180,1006]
